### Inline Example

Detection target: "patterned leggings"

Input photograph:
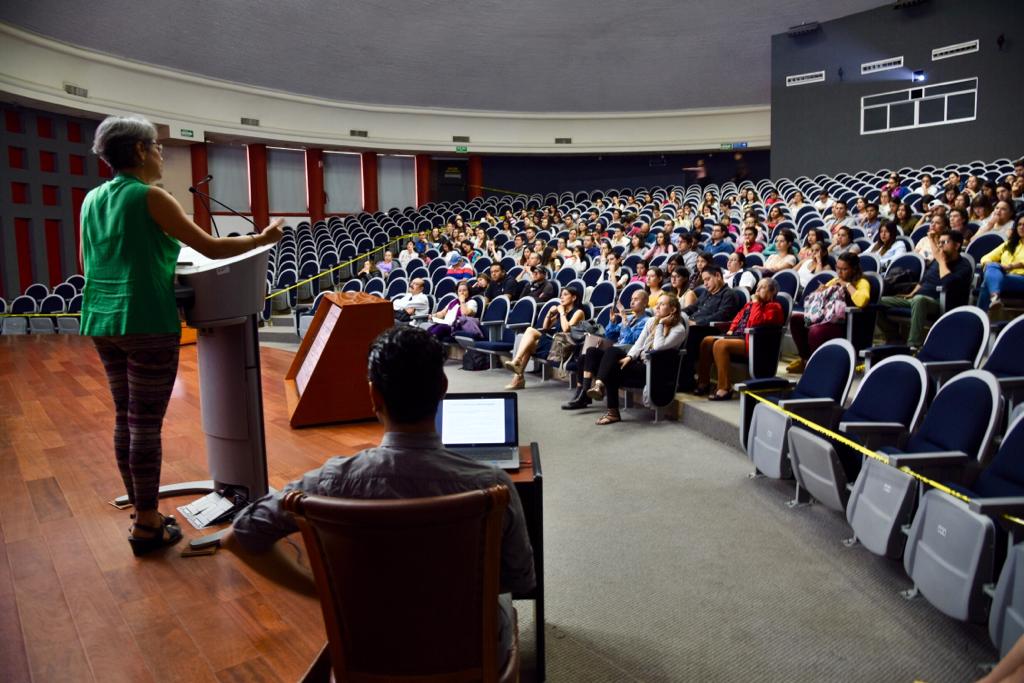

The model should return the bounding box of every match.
[93,334,181,512]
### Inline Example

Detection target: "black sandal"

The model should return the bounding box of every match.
[128,518,183,557]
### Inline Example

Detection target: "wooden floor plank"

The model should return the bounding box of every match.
[215,656,284,683]
[27,476,73,523]
[0,539,32,683]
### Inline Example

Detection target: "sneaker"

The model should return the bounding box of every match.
[504,374,525,390]
[989,295,1003,312]
[586,380,606,402]
[786,358,806,373]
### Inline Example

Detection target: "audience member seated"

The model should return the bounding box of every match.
[392,278,429,321]
[521,264,556,303]
[447,255,476,280]
[761,229,798,273]
[469,272,490,298]
[644,231,675,260]
[876,230,972,348]
[977,215,1024,312]
[724,252,757,291]
[704,224,734,256]
[667,266,692,299]
[225,326,535,670]
[828,226,861,257]
[973,199,1016,241]
[603,251,630,289]
[787,253,869,372]
[914,213,949,262]
[694,277,783,400]
[675,232,699,271]
[377,249,397,278]
[894,203,918,235]
[678,265,745,390]
[425,281,479,340]
[646,266,667,308]
[796,228,824,262]
[625,234,647,258]
[736,225,764,255]
[584,293,687,425]
[563,289,651,410]
[630,259,649,284]
[795,242,830,288]
[486,264,518,300]
[857,202,882,240]
[913,172,939,197]
[824,202,855,236]
[814,190,834,213]
[502,285,585,389]
[864,221,907,270]
[356,258,378,282]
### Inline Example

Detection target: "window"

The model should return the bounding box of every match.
[267,147,306,213]
[323,152,362,213]
[207,144,250,213]
[377,155,415,211]
[860,77,977,135]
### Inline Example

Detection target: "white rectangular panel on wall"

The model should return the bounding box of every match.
[267,147,306,213]
[324,152,362,213]
[207,144,250,213]
[377,155,415,211]
[860,78,978,135]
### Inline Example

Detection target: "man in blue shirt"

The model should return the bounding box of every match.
[562,289,650,409]
[704,224,735,256]
[876,230,973,348]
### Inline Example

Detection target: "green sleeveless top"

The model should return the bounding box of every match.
[80,174,181,336]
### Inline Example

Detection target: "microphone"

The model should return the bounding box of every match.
[189,174,213,191]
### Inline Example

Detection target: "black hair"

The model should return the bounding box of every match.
[367,326,446,424]
[778,229,796,245]
[731,251,747,267]
[1008,217,1023,252]
[836,252,862,280]
[703,264,723,277]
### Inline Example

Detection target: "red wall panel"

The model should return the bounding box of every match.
[44,219,62,287]
[247,144,269,230]
[14,218,33,293]
[361,152,378,214]
[66,121,82,142]
[72,187,87,271]
[36,117,54,138]
[190,143,210,232]
[69,154,85,175]
[42,185,59,205]
[8,146,26,168]
[5,110,21,133]
[11,181,29,203]
[305,148,325,223]
[40,150,57,172]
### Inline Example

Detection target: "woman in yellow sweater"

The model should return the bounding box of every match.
[979,216,1024,312]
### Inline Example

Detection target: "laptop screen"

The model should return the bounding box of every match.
[436,393,518,448]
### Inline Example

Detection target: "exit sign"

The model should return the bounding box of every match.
[719,141,749,151]
[180,128,194,138]
[455,145,468,153]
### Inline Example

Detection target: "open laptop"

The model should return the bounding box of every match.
[435,392,521,470]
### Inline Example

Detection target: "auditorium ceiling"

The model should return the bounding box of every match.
[0,0,885,113]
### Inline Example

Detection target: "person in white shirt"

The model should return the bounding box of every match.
[972,200,1016,240]
[724,252,758,290]
[814,191,834,213]
[914,173,939,197]
[398,240,418,268]
[392,278,430,321]
[865,221,908,270]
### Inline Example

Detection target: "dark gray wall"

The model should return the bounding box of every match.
[770,0,1024,179]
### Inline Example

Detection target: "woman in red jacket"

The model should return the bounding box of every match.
[693,277,784,400]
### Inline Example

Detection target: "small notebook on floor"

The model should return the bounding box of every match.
[435,392,521,470]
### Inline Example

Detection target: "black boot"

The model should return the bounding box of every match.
[562,379,593,410]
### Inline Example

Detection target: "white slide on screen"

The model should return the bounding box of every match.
[442,399,506,444]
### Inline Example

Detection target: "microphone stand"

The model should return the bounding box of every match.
[189,187,259,237]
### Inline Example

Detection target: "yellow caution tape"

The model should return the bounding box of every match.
[0,312,80,317]
[742,389,1024,526]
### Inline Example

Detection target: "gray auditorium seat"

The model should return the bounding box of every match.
[991,543,1024,658]
[787,355,928,513]
[847,370,1002,559]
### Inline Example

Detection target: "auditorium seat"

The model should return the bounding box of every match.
[848,370,1002,559]
[787,355,928,512]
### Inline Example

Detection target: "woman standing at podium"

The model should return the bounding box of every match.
[81,114,283,555]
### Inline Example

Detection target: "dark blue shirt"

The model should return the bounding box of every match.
[918,254,973,307]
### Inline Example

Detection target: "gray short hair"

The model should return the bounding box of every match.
[758,277,778,296]
[92,114,158,171]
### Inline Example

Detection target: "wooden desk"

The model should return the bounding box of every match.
[510,443,546,682]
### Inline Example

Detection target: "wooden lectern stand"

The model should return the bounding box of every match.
[284,291,393,427]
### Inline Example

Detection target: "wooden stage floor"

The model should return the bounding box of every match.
[0,335,385,683]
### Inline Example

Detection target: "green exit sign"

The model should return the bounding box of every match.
[455,145,468,153]
[180,128,194,138]
[719,143,733,151]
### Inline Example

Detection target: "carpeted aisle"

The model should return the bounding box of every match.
[445,364,994,683]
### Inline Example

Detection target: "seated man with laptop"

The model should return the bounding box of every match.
[221,326,535,665]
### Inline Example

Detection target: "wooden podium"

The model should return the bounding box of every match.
[284,291,393,427]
